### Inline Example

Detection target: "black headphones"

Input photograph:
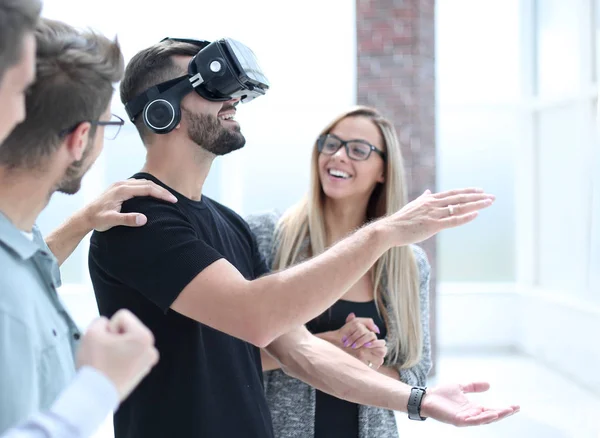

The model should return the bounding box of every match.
[124,75,195,134]
[124,38,209,134]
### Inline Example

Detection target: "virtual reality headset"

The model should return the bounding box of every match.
[124,37,270,134]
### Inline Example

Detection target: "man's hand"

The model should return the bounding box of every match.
[421,382,520,426]
[377,188,495,247]
[46,179,177,266]
[76,310,160,402]
[83,179,177,232]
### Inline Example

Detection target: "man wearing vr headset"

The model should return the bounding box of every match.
[89,38,518,438]
[0,10,166,437]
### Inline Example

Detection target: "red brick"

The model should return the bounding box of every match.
[356,0,437,374]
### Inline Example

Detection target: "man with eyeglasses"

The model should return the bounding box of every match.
[0,11,168,438]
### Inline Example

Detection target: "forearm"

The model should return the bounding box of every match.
[249,225,389,343]
[269,329,411,412]
[46,211,91,266]
[378,365,401,381]
[260,349,281,371]
[261,331,335,371]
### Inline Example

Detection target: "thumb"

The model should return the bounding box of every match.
[115,212,148,227]
[424,189,432,195]
[346,313,356,323]
[460,382,491,394]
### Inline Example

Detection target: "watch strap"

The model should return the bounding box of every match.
[407,386,427,421]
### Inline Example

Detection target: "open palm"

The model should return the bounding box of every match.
[421,382,520,426]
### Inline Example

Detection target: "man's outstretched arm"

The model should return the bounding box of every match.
[173,189,495,347]
[265,326,519,427]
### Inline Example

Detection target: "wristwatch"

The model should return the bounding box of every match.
[407,386,427,421]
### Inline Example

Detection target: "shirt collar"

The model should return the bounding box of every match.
[0,211,42,260]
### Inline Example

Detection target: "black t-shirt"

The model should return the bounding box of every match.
[88,173,274,438]
[306,300,387,438]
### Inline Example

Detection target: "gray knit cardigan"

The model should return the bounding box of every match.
[246,211,432,438]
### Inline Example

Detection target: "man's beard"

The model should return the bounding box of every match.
[56,137,94,195]
[183,107,246,156]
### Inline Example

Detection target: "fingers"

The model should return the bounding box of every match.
[369,346,388,360]
[115,182,177,204]
[350,331,378,349]
[108,309,155,343]
[85,316,109,335]
[342,318,379,347]
[362,318,380,334]
[460,411,499,425]
[107,212,148,227]
[430,188,485,199]
[438,211,479,228]
[433,200,492,221]
[494,406,520,421]
[434,192,495,208]
[349,316,380,334]
[359,351,386,368]
[459,405,519,426]
[364,339,386,349]
[460,381,491,393]
[341,317,375,342]
[146,346,160,368]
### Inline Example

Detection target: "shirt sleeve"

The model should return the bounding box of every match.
[0,366,118,438]
[0,312,38,435]
[89,197,224,312]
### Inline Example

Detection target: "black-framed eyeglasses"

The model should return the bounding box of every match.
[59,114,125,140]
[317,134,387,162]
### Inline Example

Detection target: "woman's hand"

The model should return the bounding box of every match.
[323,313,387,369]
[338,313,379,349]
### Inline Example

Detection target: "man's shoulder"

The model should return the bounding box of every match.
[121,194,181,216]
[204,197,251,232]
[90,196,186,250]
[0,243,35,281]
[204,196,242,218]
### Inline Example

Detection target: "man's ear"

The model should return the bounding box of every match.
[64,122,91,161]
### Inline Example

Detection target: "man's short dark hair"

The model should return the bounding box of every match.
[120,40,205,140]
[0,0,42,80]
[0,18,124,170]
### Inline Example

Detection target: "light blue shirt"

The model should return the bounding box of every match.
[0,212,118,436]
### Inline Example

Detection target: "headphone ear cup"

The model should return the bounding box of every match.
[143,98,180,134]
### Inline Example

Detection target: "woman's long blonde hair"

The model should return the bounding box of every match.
[273,106,422,367]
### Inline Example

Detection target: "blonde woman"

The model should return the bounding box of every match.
[247,106,432,438]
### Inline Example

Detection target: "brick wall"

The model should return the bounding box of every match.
[356,0,437,373]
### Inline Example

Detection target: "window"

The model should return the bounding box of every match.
[535,0,584,97]
[436,0,520,282]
